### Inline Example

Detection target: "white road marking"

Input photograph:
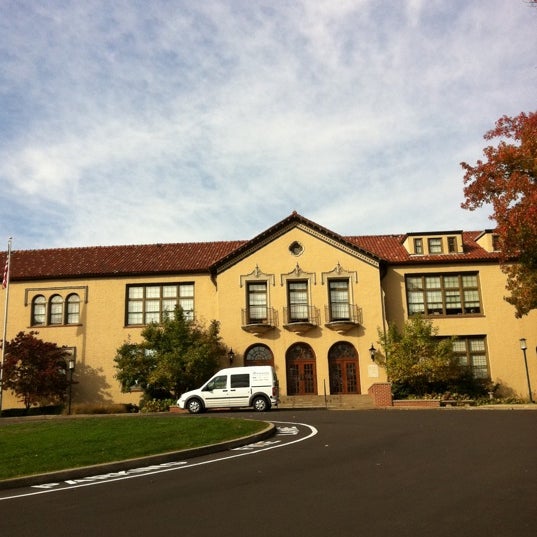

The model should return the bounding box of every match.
[0,420,317,501]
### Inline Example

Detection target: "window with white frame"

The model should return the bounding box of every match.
[126,283,194,325]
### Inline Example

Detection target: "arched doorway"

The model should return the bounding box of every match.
[244,344,274,366]
[286,343,317,395]
[328,342,360,394]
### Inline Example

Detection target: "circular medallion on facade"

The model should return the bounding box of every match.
[289,241,304,256]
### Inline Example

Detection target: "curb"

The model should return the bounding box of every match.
[0,421,276,491]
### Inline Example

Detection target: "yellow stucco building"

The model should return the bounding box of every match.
[1,212,535,408]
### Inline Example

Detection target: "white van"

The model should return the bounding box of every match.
[177,366,279,413]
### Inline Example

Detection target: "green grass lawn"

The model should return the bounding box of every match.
[0,415,266,480]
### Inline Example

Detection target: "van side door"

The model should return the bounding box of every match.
[228,373,251,407]
[202,374,229,408]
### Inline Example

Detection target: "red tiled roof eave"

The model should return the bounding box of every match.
[3,241,246,282]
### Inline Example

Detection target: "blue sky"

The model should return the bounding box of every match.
[1,0,536,250]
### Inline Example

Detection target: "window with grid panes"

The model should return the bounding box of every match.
[66,294,81,324]
[288,281,309,322]
[247,282,268,323]
[428,238,443,254]
[245,344,273,363]
[406,273,481,316]
[328,280,350,320]
[452,337,489,378]
[49,295,64,325]
[31,295,46,326]
[127,283,194,325]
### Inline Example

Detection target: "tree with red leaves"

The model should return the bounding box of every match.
[461,111,537,317]
[1,331,72,410]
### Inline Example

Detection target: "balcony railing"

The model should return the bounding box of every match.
[240,304,361,334]
[324,304,362,331]
[241,307,277,334]
[283,305,320,332]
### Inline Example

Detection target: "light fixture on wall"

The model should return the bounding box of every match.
[369,344,377,362]
[228,349,235,366]
[519,338,534,403]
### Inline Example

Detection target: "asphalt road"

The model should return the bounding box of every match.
[1,409,536,537]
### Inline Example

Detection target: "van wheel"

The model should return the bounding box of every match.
[252,396,270,412]
[187,398,203,414]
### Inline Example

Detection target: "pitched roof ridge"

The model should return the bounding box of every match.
[9,239,246,255]
[345,233,405,239]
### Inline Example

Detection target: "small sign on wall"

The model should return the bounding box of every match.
[368,363,379,378]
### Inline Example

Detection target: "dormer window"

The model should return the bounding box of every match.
[447,236,457,253]
[413,238,423,254]
[428,238,443,254]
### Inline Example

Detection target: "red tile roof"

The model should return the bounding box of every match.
[347,231,500,265]
[1,214,500,282]
[3,241,245,281]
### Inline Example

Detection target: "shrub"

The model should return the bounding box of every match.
[139,398,176,413]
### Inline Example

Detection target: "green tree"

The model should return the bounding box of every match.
[461,111,537,317]
[1,331,72,410]
[377,317,477,398]
[114,308,227,400]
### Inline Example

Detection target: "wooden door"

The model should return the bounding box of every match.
[286,343,317,395]
[328,342,360,394]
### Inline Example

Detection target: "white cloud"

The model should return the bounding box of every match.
[0,0,535,249]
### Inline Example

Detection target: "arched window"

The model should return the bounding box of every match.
[245,344,274,366]
[49,295,64,325]
[66,294,80,324]
[31,295,46,326]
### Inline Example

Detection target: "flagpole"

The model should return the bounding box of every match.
[0,237,13,415]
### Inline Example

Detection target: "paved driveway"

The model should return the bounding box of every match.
[1,409,536,537]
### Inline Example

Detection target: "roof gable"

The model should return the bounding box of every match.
[212,211,381,273]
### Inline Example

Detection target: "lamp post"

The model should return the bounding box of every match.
[519,338,534,404]
[369,344,377,362]
[228,349,235,366]
[67,357,75,415]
